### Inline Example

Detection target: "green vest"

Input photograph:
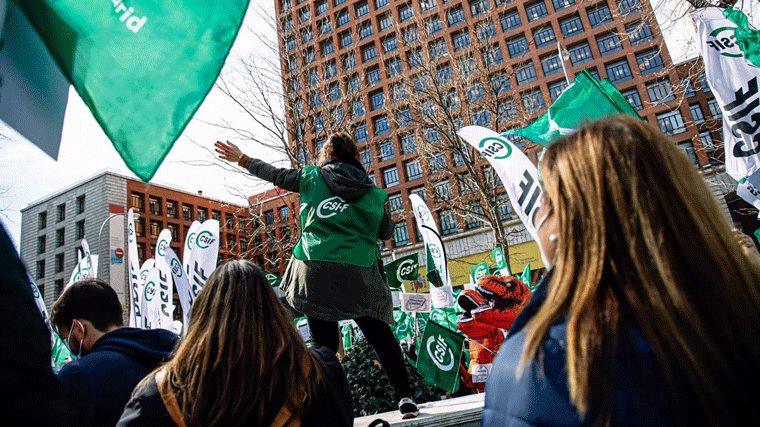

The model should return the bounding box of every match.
[294,166,387,267]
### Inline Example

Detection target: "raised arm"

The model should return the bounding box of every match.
[215,140,301,193]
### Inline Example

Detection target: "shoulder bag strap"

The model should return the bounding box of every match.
[156,369,188,427]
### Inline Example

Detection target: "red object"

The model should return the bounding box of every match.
[115,248,124,258]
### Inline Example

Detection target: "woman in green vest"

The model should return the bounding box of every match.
[215,133,419,419]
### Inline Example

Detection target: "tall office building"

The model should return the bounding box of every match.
[268,0,729,282]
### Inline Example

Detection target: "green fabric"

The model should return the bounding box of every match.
[521,264,535,291]
[14,0,249,181]
[425,246,443,286]
[503,69,642,146]
[471,262,489,282]
[294,166,387,267]
[392,311,415,343]
[385,254,419,289]
[724,7,760,68]
[262,269,283,288]
[416,321,464,393]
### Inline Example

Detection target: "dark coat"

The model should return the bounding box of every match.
[116,346,354,427]
[57,327,179,427]
[245,158,395,324]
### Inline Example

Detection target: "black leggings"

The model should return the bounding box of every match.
[308,316,411,402]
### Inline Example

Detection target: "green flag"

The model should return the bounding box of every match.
[385,253,419,289]
[520,263,536,291]
[416,321,464,393]
[470,262,489,283]
[14,0,250,181]
[724,7,760,68]
[392,310,415,343]
[503,69,642,146]
[262,269,283,288]
[492,247,511,276]
[426,246,443,287]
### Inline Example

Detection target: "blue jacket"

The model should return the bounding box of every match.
[58,327,178,427]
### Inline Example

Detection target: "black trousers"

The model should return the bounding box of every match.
[308,316,412,402]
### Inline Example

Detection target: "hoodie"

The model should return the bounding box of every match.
[57,327,178,427]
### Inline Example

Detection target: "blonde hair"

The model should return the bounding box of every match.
[521,115,760,426]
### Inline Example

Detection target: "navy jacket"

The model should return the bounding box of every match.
[58,327,178,427]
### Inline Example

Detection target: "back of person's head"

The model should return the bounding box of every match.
[165,260,323,427]
[50,278,123,332]
[522,115,760,427]
[317,132,360,166]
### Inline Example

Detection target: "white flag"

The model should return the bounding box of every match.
[165,246,192,334]
[693,8,760,205]
[409,194,453,308]
[183,221,202,278]
[127,209,142,328]
[187,220,219,312]
[155,229,175,330]
[80,239,94,279]
[141,267,162,330]
[66,255,99,289]
[138,259,155,329]
[457,126,542,243]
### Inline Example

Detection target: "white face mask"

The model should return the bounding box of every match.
[65,320,85,361]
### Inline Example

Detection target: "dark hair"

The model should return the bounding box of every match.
[317,132,360,166]
[50,279,124,332]
[160,260,324,427]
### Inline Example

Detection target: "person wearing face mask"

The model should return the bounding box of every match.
[51,279,179,427]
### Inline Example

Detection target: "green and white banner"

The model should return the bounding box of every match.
[66,254,99,289]
[127,208,142,328]
[470,262,488,283]
[295,317,312,345]
[416,320,464,393]
[385,253,419,289]
[492,247,511,276]
[262,269,283,288]
[13,0,251,181]
[182,221,201,279]
[80,238,94,279]
[138,258,155,329]
[142,266,161,330]
[187,219,219,313]
[154,229,174,331]
[164,246,190,334]
[409,194,453,308]
[29,275,70,367]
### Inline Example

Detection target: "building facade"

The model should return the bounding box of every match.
[20,171,251,312]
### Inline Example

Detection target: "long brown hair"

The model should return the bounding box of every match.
[317,132,361,166]
[521,115,760,426]
[162,260,323,427]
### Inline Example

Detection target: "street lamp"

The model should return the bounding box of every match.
[98,212,139,260]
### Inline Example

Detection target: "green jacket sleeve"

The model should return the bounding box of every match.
[244,158,301,193]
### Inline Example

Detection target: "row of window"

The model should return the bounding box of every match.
[130,193,245,229]
[37,196,86,230]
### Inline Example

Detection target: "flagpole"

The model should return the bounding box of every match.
[557,42,572,85]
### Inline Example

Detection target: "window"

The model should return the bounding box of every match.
[362,44,378,62]
[467,83,485,103]
[149,220,160,237]
[411,186,428,203]
[636,50,664,74]
[376,0,389,9]
[559,14,583,38]
[541,54,562,76]
[622,88,643,110]
[587,4,612,27]
[408,48,424,69]
[316,0,328,14]
[397,109,412,127]
[387,57,403,77]
[690,103,705,124]
[360,147,373,169]
[421,0,437,12]
[355,1,369,17]
[379,139,395,160]
[56,228,65,247]
[430,152,446,173]
[426,129,442,144]
[617,0,642,16]
[303,47,316,65]
[472,109,491,126]
[379,13,393,31]
[448,6,465,26]
[282,0,292,11]
[459,55,478,76]
[476,21,497,41]
[198,207,208,221]
[552,0,574,11]
[57,204,66,222]
[340,30,353,48]
[358,21,373,40]
[329,83,341,101]
[348,75,361,92]
[37,260,45,279]
[399,4,414,22]
[56,253,64,273]
[466,202,484,229]
[39,211,47,230]
[391,83,408,101]
[383,167,400,187]
[336,9,350,27]
[429,38,448,60]
[707,98,721,118]
[444,90,460,111]
[343,54,356,70]
[135,218,145,237]
[515,61,538,85]
[76,220,85,240]
[699,131,715,149]
[370,91,385,111]
[439,209,459,235]
[678,141,699,166]
[681,79,696,98]
[55,279,64,296]
[383,35,398,53]
[374,115,390,135]
[147,196,160,215]
[525,1,548,21]
[698,72,710,92]
[497,193,513,219]
[356,122,369,142]
[533,25,556,48]
[597,33,622,56]
[627,21,653,45]
[549,80,568,101]
[500,10,521,32]
[522,89,545,113]
[470,0,490,16]
[498,98,518,122]
[393,222,410,246]
[434,180,453,201]
[301,27,313,44]
[367,67,382,86]
[507,35,529,58]
[491,72,511,93]
[388,193,404,214]
[452,30,471,51]
[321,39,335,56]
[606,59,632,83]
[427,17,443,36]
[569,42,593,66]
[298,7,311,23]
[324,60,337,78]
[75,195,85,214]
[647,80,675,105]
[165,200,177,218]
[406,159,423,180]
[403,27,420,45]
[657,110,686,135]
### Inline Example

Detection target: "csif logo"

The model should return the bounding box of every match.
[317,196,349,219]
[196,231,216,249]
[171,258,183,277]
[396,259,417,282]
[128,223,134,243]
[415,205,430,222]
[707,27,744,58]
[429,245,442,259]
[157,239,169,257]
[426,334,455,371]
[187,232,196,250]
[144,281,156,301]
[494,250,504,265]
[478,137,512,160]
[473,264,487,280]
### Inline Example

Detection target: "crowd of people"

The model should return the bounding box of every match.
[3,116,759,427]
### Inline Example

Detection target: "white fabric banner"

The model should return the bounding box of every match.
[165,246,192,334]
[457,126,542,243]
[80,239,94,279]
[154,229,175,330]
[409,194,453,308]
[127,209,142,328]
[400,292,432,313]
[183,221,201,278]
[141,267,162,330]
[138,259,155,329]
[66,255,99,289]
[693,8,760,185]
[187,220,219,312]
